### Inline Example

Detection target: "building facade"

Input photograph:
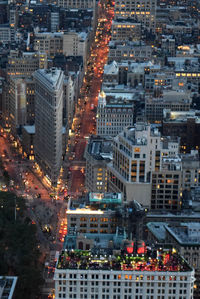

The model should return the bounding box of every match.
[96,91,134,137]
[54,249,195,299]
[34,68,64,186]
[114,0,156,31]
[84,135,112,192]
[107,123,179,206]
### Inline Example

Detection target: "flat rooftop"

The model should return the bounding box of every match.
[166,223,200,246]
[89,192,122,204]
[56,249,191,272]
[87,137,113,160]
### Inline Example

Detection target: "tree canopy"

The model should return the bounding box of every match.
[0,192,44,299]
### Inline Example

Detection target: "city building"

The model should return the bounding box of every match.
[108,41,152,63]
[54,249,195,299]
[34,32,63,58]
[63,32,89,67]
[84,135,112,192]
[162,110,200,153]
[9,77,27,137]
[21,125,35,160]
[64,226,126,251]
[161,37,175,56]
[166,223,200,298]
[111,20,141,42]
[0,24,11,44]
[147,222,200,298]
[66,205,120,235]
[181,151,200,191]
[7,51,47,77]
[0,276,17,299]
[107,123,179,206]
[57,0,95,9]
[151,157,182,210]
[34,68,64,187]
[114,0,156,31]
[96,90,134,137]
[145,90,191,123]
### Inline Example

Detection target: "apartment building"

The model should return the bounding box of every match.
[54,249,195,299]
[107,123,179,206]
[96,91,134,137]
[84,135,112,192]
[114,0,156,31]
[34,68,64,187]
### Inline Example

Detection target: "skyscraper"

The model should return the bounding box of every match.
[34,68,64,187]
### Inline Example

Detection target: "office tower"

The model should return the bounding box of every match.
[34,68,64,187]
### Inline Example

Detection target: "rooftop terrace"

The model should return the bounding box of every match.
[57,249,190,272]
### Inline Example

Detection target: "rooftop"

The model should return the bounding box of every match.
[34,68,64,89]
[87,136,113,161]
[23,125,35,134]
[66,208,104,215]
[89,192,122,204]
[0,276,17,299]
[147,222,167,242]
[163,110,200,123]
[56,249,191,272]
[166,223,200,246]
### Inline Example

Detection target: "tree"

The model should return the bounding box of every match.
[0,192,44,299]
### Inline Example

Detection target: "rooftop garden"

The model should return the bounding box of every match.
[57,249,190,272]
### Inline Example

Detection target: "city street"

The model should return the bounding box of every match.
[69,0,114,194]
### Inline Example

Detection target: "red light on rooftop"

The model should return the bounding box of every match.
[125,241,134,254]
[137,241,146,254]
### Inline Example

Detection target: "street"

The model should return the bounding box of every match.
[69,0,114,194]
